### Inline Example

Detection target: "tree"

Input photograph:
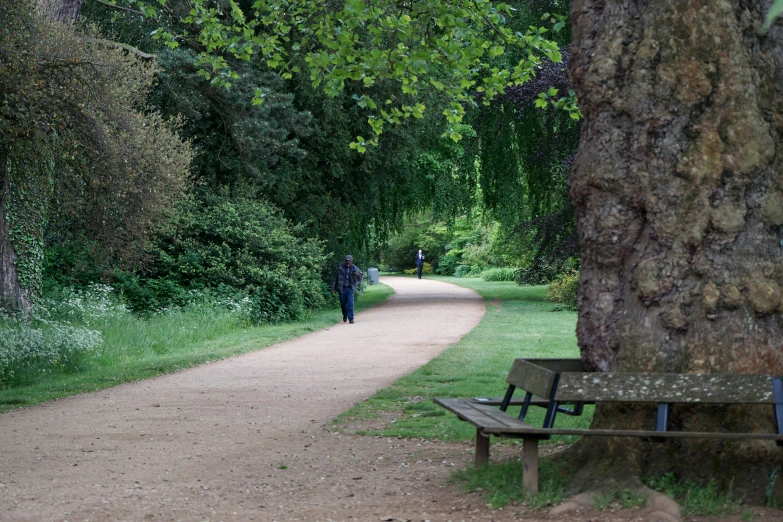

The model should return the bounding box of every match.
[103,0,570,145]
[567,0,783,495]
[0,0,191,310]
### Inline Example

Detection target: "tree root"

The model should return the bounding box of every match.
[549,482,682,522]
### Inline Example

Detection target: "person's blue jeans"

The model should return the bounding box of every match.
[339,287,355,322]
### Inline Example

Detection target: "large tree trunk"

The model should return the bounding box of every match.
[0,150,32,312]
[568,0,783,497]
[37,0,82,23]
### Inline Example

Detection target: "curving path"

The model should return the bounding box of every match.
[0,276,489,521]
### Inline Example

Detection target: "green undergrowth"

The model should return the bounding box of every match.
[333,277,588,445]
[0,284,393,412]
[644,472,744,516]
[451,456,571,509]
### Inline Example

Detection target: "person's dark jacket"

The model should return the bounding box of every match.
[331,262,362,292]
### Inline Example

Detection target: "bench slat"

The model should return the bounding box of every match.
[471,396,553,407]
[434,398,518,430]
[524,358,585,373]
[506,359,557,398]
[555,373,776,404]
[482,425,783,441]
[433,398,549,437]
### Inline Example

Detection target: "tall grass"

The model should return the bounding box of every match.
[645,473,743,516]
[0,283,393,411]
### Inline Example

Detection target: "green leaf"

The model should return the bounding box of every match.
[762,0,783,33]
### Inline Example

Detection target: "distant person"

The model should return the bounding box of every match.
[330,255,363,324]
[415,249,425,279]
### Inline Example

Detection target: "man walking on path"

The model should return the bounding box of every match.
[415,249,425,279]
[331,254,363,323]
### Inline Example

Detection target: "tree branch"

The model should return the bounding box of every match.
[93,0,156,20]
[85,37,155,60]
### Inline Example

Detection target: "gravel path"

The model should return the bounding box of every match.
[1,276,492,521]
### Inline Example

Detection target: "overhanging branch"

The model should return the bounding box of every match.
[85,37,155,60]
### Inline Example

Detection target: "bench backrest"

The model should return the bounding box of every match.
[506,358,585,398]
[555,372,777,404]
[506,357,778,404]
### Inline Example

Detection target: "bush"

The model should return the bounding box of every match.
[545,269,579,310]
[379,214,453,272]
[480,267,519,282]
[137,193,327,323]
[403,262,433,275]
[436,251,460,275]
[453,265,481,278]
[0,285,118,387]
[517,256,580,285]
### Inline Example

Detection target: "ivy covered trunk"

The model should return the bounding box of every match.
[0,150,31,312]
[568,0,783,495]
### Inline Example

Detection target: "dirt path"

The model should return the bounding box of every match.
[1,276,777,522]
[2,276,492,521]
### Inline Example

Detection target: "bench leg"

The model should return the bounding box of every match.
[522,438,539,496]
[475,430,489,466]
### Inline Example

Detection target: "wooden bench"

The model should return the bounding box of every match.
[434,358,783,495]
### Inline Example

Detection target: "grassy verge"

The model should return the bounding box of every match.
[334,277,589,443]
[0,284,394,412]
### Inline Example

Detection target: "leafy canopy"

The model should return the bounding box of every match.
[102,0,570,146]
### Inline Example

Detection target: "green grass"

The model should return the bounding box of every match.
[450,456,571,509]
[334,277,589,444]
[644,473,744,516]
[0,284,394,412]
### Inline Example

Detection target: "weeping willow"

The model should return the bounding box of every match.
[468,47,581,281]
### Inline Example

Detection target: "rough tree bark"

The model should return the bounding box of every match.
[0,151,31,312]
[568,0,783,497]
[37,0,83,23]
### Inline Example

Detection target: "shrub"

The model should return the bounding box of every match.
[403,262,433,275]
[137,193,327,322]
[453,265,481,278]
[0,286,117,387]
[545,269,579,309]
[436,251,460,275]
[480,267,519,282]
[517,256,580,285]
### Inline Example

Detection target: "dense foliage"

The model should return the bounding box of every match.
[120,194,327,323]
[1,0,191,309]
[545,269,579,310]
[106,0,570,146]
